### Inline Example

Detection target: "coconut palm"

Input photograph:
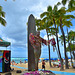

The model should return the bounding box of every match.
[67,28,73,66]
[68,31,75,61]
[61,0,75,63]
[57,6,75,69]
[60,0,75,67]
[66,43,75,51]
[40,5,64,70]
[0,6,6,26]
[59,32,73,65]
[61,30,75,67]
[40,1,75,68]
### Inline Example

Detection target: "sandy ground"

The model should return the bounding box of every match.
[0,62,75,75]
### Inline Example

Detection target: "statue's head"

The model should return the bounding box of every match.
[36,31,40,36]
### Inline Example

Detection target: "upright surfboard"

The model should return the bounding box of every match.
[28,14,36,71]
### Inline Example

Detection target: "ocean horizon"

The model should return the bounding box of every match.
[11,57,71,63]
[11,57,57,63]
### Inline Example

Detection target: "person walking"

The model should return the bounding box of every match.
[42,60,45,70]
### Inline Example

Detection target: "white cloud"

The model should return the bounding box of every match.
[44,35,55,40]
[25,43,28,48]
[26,0,62,18]
[2,36,16,44]
[43,33,61,40]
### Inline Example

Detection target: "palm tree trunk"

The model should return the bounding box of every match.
[67,28,73,65]
[60,19,69,69]
[46,29,52,67]
[73,36,75,62]
[69,42,73,67]
[53,19,64,70]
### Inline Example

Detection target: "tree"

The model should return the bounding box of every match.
[66,43,75,52]
[59,32,73,65]
[40,1,75,68]
[66,42,75,63]
[61,0,75,68]
[0,6,6,26]
[40,5,64,70]
[60,30,75,66]
[67,28,73,66]
[68,30,75,61]
[56,3,75,68]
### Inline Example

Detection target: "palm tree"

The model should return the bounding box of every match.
[68,31,75,61]
[59,32,73,65]
[67,28,73,66]
[61,0,75,63]
[46,27,56,67]
[56,1,75,68]
[40,5,64,70]
[61,0,75,68]
[66,43,75,51]
[0,6,6,26]
[57,7,68,69]
[40,2,75,68]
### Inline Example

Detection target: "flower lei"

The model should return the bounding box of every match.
[23,70,54,75]
[29,33,56,51]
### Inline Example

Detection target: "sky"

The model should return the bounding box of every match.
[0,0,75,58]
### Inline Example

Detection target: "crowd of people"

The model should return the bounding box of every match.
[11,59,75,70]
[11,60,27,66]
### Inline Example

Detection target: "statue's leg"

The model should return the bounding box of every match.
[34,47,41,70]
[35,58,38,70]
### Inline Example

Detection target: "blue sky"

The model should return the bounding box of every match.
[0,0,75,58]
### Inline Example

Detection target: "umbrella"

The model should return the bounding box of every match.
[53,58,57,60]
[25,59,28,61]
[68,57,71,59]
[50,58,53,60]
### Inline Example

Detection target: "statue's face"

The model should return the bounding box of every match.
[36,32,40,36]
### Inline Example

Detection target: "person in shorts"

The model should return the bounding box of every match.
[42,60,45,70]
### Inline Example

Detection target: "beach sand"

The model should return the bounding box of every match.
[0,62,75,75]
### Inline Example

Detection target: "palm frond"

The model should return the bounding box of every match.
[68,0,74,9]
[40,12,48,18]
[62,0,68,5]
[56,2,61,6]
[64,15,75,19]
[0,6,2,11]
[0,11,5,17]
[47,6,52,12]
[62,20,73,27]
[67,7,75,12]
[0,17,6,26]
